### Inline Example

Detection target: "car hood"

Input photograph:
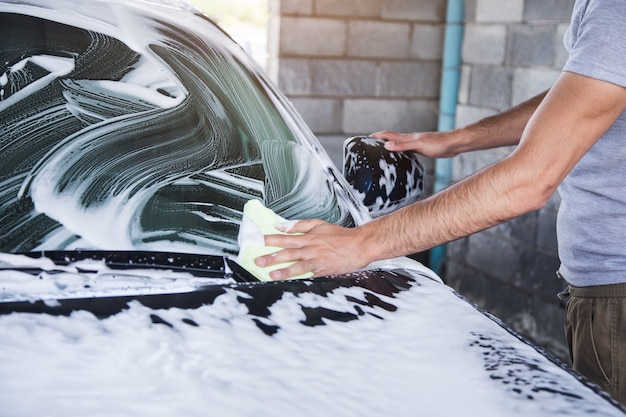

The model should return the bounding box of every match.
[0,251,624,416]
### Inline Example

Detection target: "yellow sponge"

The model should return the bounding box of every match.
[237,200,313,282]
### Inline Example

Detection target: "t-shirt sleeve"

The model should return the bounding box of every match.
[563,0,626,88]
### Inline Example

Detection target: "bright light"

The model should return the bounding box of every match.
[189,0,269,70]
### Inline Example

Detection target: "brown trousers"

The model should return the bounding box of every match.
[565,282,626,404]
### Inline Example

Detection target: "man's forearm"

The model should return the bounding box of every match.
[358,92,550,263]
[363,92,549,259]
[358,74,626,265]
[452,90,548,154]
[357,155,537,263]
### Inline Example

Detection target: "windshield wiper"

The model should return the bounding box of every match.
[25,250,260,283]
[0,250,261,317]
[17,250,227,277]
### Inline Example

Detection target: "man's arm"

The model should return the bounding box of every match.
[257,72,626,279]
[373,90,548,157]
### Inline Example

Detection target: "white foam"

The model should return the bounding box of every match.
[0,272,619,416]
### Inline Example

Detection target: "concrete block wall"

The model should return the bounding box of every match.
[446,0,575,359]
[268,0,446,170]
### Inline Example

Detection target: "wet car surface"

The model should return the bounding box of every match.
[0,1,625,416]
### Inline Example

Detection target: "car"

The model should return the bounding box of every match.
[0,0,624,416]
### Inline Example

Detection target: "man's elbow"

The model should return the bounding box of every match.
[522,179,558,213]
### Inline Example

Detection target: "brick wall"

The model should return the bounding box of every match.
[268,0,446,170]
[270,0,575,360]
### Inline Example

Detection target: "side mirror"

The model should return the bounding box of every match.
[343,136,425,218]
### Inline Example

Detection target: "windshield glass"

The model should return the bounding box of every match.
[0,1,363,256]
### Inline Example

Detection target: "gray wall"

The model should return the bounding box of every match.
[270,0,575,360]
[268,0,445,172]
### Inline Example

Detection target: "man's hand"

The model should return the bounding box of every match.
[370,130,459,158]
[254,219,370,280]
[371,91,549,158]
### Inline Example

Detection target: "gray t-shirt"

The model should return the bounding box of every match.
[558,0,626,286]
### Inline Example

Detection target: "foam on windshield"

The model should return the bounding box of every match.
[0,0,363,256]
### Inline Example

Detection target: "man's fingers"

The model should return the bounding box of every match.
[371,131,418,151]
[370,130,402,141]
[268,260,318,280]
[255,220,326,271]
[255,246,299,267]
[252,248,319,280]
[275,218,321,234]
[264,232,304,249]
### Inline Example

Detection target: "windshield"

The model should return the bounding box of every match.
[0,0,364,256]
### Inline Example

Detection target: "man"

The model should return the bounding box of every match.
[255,0,626,403]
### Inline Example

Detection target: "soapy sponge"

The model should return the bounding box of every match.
[237,199,313,282]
